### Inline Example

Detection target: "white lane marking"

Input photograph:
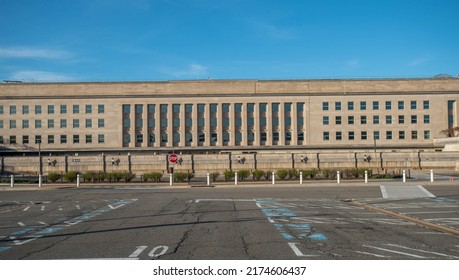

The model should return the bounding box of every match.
[362,245,426,259]
[38,221,49,227]
[129,246,148,258]
[41,206,45,211]
[58,206,63,211]
[380,186,388,199]
[288,243,319,257]
[18,222,25,227]
[355,251,387,258]
[76,205,81,210]
[108,204,124,210]
[386,244,459,259]
[13,236,42,245]
[417,185,436,198]
[23,206,31,212]
[195,199,256,203]
[414,231,448,235]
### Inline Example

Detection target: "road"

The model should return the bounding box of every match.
[1,183,459,259]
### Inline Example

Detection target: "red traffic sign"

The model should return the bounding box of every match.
[168,153,179,164]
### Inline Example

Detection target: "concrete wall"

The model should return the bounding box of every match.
[2,151,459,175]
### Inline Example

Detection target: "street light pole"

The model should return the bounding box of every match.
[37,140,42,175]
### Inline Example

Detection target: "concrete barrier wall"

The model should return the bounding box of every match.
[2,151,459,175]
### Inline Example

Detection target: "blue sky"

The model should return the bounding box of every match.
[0,0,458,82]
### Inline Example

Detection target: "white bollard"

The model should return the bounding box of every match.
[10,174,14,188]
[365,170,368,183]
[235,172,238,185]
[272,172,275,185]
[169,173,173,186]
[403,170,406,183]
[39,174,42,187]
[207,173,210,186]
[337,171,340,184]
[77,174,80,187]
[300,171,303,185]
[430,170,434,182]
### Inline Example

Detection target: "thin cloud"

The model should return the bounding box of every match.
[0,47,73,60]
[10,71,76,82]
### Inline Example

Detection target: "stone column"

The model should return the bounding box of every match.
[291,102,298,146]
[130,104,136,148]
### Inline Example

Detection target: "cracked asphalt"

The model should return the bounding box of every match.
[1,184,459,259]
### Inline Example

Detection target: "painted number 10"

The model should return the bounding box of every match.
[129,245,169,259]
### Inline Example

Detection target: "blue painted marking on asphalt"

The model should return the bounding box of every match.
[0,246,12,253]
[261,208,298,217]
[11,228,35,235]
[35,227,63,235]
[280,232,296,240]
[309,233,328,241]
[430,197,456,203]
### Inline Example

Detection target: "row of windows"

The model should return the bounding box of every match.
[323,115,431,125]
[0,134,105,145]
[323,100,430,111]
[322,130,431,141]
[0,104,105,115]
[0,119,105,129]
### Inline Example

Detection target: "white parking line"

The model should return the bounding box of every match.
[386,244,459,259]
[355,251,387,258]
[23,206,31,212]
[362,245,426,258]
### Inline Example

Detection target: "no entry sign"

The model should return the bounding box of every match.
[168,153,179,164]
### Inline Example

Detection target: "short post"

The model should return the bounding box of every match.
[169,173,173,186]
[207,173,210,186]
[76,174,80,187]
[300,171,303,185]
[10,174,14,188]
[272,172,275,185]
[235,172,238,185]
[430,170,434,182]
[402,170,406,183]
[365,170,368,183]
[38,174,42,187]
[337,171,340,184]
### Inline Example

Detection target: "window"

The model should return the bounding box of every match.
[335,102,341,111]
[60,105,67,114]
[73,119,80,128]
[9,135,17,144]
[85,119,92,128]
[398,101,404,110]
[411,101,417,110]
[0,105,3,114]
[424,130,431,139]
[48,105,54,114]
[348,102,354,110]
[373,116,380,124]
[386,131,393,140]
[22,135,29,144]
[399,131,405,140]
[0,120,3,128]
[98,104,105,114]
[185,104,192,113]
[123,119,130,128]
[48,119,54,128]
[73,135,80,144]
[73,105,79,114]
[360,116,367,124]
[348,116,354,125]
[386,115,392,124]
[361,131,368,140]
[35,135,42,144]
[22,120,29,128]
[137,134,143,143]
[360,101,366,110]
[349,131,355,140]
[35,120,42,128]
[85,105,92,114]
[322,102,329,111]
[123,105,130,114]
[35,105,42,114]
[10,105,16,114]
[424,115,430,124]
[423,100,430,110]
[60,135,67,144]
[136,104,143,114]
[98,119,105,128]
[336,131,342,140]
[335,116,342,125]
[273,132,279,141]
[411,115,417,124]
[374,131,380,140]
[10,120,16,129]
[373,101,379,110]
[398,115,405,124]
[23,105,29,114]
[98,134,105,143]
[385,101,392,110]
[323,116,329,125]
[323,131,330,141]
[136,118,143,128]
[411,131,418,140]
[48,135,54,144]
[86,134,92,143]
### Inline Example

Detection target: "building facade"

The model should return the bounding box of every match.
[1,78,459,154]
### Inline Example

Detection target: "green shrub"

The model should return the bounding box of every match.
[237,169,251,181]
[264,170,272,180]
[288,169,299,180]
[110,171,124,182]
[224,170,235,181]
[63,171,78,182]
[83,171,96,182]
[302,169,319,179]
[321,169,336,179]
[252,170,265,181]
[276,169,289,180]
[144,172,163,182]
[123,171,135,182]
[174,172,188,182]
[210,172,220,182]
[47,172,62,183]
[96,171,106,182]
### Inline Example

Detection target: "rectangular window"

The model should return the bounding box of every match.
[10,135,17,144]
[386,115,392,124]
[86,119,92,128]
[386,131,393,140]
[85,105,92,114]
[48,119,54,128]
[98,119,105,128]
[374,131,380,140]
[10,105,16,114]
[123,104,130,114]
[411,131,418,140]
[424,115,430,124]
[360,116,367,124]
[323,116,329,125]
[60,135,67,144]
[86,134,92,143]
[348,101,354,111]
[323,131,330,141]
[385,101,392,110]
[98,104,105,114]
[73,105,79,114]
[0,120,3,128]
[398,101,404,110]
[373,101,379,110]
[10,120,16,128]
[136,104,143,114]
[22,120,29,128]
[335,116,342,125]
[73,135,80,144]
[60,105,67,114]
[373,115,380,124]
[349,131,355,140]
[335,102,341,111]
[411,115,417,124]
[398,115,405,124]
[48,135,54,144]
[35,105,42,114]
[360,101,366,110]
[22,135,29,144]
[185,104,192,113]
[361,131,368,140]
[0,105,3,114]
[423,100,430,110]
[336,131,342,140]
[35,120,42,128]
[73,119,80,128]
[322,102,329,111]
[399,131,405,140]
[96,134,104,143]
[60,119,67,128]
[348,116,354,125]
[411,101,417,110]
[48,105,54,114]
[424,130,431,139]
[23,105,29,114]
